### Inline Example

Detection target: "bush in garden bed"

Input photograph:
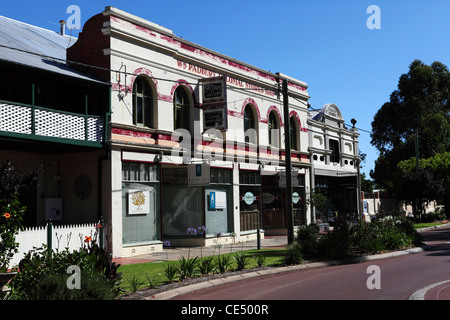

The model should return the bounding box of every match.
[295,216,423,260]
[9,236,122,300]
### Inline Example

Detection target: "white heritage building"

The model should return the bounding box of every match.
[68,7,313,257]
[308,103,361,222]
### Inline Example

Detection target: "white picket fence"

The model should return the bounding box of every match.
[9,222,99,268]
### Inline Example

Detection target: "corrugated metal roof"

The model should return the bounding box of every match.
[0,15,107,84]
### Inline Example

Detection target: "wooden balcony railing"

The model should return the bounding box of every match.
[0,101,105,146]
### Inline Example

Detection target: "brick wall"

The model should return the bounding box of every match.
[67,13,110,82]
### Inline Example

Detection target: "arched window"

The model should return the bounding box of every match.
[132,76,153,127]
[268,111,280,147]
[174,86,190,131]
[289,116,299,150]
[243,104,257,143]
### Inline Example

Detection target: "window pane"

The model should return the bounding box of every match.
[136,96,143,124]
[140,164,149,181]
[122,163,130,181]
[136,78,143,93]
[224,169,231,183]
[130,163,139,181]
[144,96,152,127]
[211,168,217,183]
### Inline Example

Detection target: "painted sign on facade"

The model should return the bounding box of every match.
[200,77,227,130]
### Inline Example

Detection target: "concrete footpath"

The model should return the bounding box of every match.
[114,227,450,300]
[114,236,288,266]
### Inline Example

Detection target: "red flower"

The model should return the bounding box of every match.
[84,236,92,242]
[3,213,10,219]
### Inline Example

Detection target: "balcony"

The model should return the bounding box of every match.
[0,101,105,147]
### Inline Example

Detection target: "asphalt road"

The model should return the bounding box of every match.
[173,226,450,300]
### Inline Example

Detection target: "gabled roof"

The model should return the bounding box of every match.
[0,15,107,84]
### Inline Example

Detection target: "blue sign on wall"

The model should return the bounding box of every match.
[210,191,216,209]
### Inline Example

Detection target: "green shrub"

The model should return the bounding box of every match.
[20,271,117,300]
[215,255,232,273]
[198,256,215,275]
[177,256,199,280]
[163,263,178,282]
[283,243,303,265]
[317,221,350,259]
[295,224,319,259]
[0,198,26,272]
[10,239,122,300]
[234,251,249,271]
[349,216,423,255]
[253,254,266,267]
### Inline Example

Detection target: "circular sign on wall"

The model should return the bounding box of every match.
[243,192,256,205]
[292,192,301,204]
[263,193,275,204]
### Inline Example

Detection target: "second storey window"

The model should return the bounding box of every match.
[133,76,153,127]
[329,139,340,163]
[174,86,190,131]
[289,116,299,150]
[244,104,257,144]
[268,111,280,147]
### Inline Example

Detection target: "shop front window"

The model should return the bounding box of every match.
[161,167,203,237]
[239,170,261,231]
[122,162,160,245]
[262,173,306,229]
[206,168,233,235]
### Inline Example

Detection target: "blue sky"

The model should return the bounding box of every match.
[2,0,450,177]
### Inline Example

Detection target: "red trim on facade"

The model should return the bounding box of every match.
[241,98,261,121]
[130,68,159,92]
[110,15,285,85]
[170,80,197,105]
[267,105,283,127]
[227,110,242,118]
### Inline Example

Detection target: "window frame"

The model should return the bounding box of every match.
[329,139,340,163]
[268,111,280,147]
[243,104,258,144]
[173,86,191,131]
[132,76,154,128]
[289,116,299,151]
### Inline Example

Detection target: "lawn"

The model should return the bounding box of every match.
[413,221,448,229]
[117,248,287,294]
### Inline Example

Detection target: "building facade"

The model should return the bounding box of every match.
[1,8,363,260]
[68,7,312,257]
[308,103,361,223]
[0,15,110,228]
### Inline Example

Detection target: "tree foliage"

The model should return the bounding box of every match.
[371,60,450,156]
[370,60,450,203]
[398,152,450,213]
